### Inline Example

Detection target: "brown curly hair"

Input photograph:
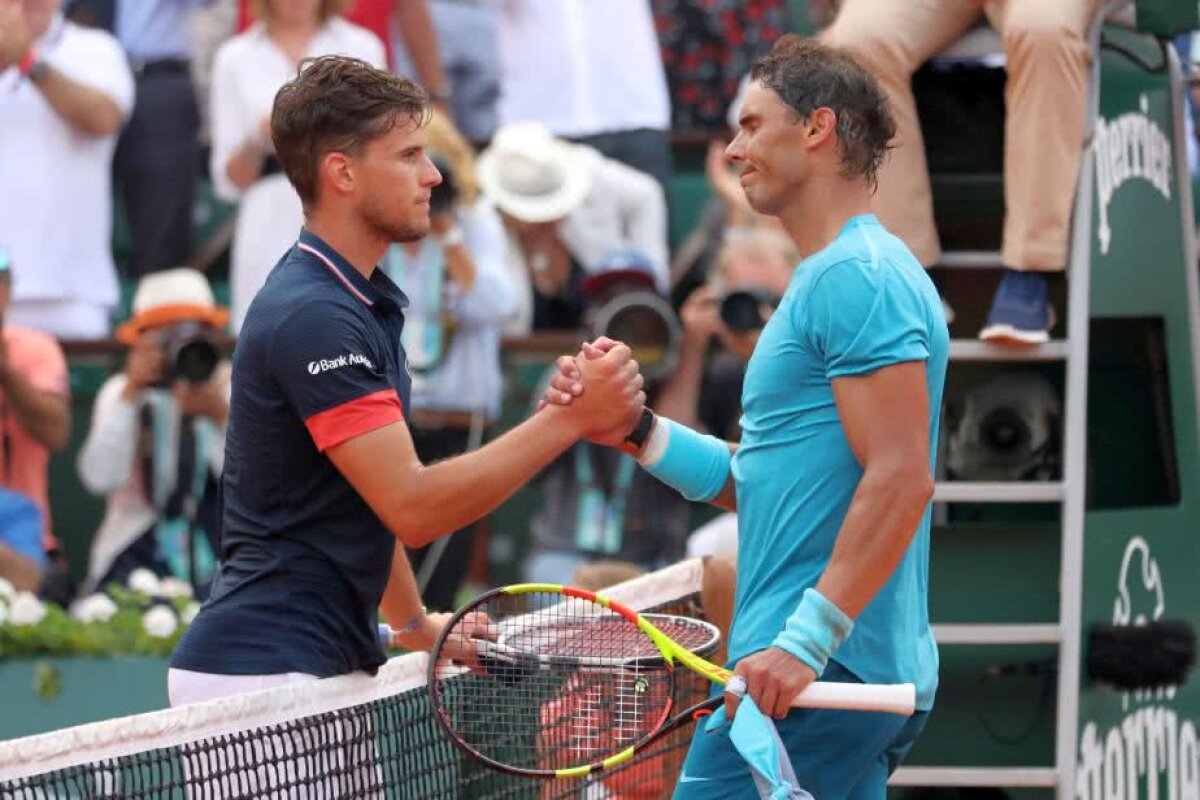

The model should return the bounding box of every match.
[271,56,431,207]
[751,35,896,191]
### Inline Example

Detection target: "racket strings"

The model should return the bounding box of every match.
[431,591,675,772]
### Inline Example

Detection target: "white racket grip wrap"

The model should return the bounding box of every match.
[790,682,916,717]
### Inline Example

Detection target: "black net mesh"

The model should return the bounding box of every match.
[0,567,710,799]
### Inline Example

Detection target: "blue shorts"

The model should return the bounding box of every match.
[674,661,930,800]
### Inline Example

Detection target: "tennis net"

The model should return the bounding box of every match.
[0,559,713,799]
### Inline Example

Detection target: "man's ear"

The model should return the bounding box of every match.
[804,107,838,150]
[321,152,355,197]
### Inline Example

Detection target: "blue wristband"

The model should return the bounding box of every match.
[772,588,854,675]
[638,417,731,502]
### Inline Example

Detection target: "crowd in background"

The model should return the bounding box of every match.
[0,0,1197,616]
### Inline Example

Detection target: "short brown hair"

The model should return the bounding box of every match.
[249,0,347,23]
[751,36,896,190]
[271,56,430,207]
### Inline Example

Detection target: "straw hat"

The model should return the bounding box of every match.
[477,122,593,223]
[115,268,229,344]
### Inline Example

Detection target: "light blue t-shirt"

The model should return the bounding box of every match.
[728,214,947,710]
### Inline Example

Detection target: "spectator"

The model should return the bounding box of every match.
[657,227,797,443]
[392,0,500,143]
[0,488,45,594]
[236,0,450,103]
[381,110,516,612]
[494,0,672,189]
[523,255,688,585]
[211,0,385,333]
[478,122,668,336]
[78,268,230,596]
[0,0,134,340]
[0,249,71,570]
[824,0,1104,345]
[67,0,209,277]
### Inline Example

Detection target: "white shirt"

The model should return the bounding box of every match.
[0,16,133,311]
[494,0,670,137]
[77,371,230,590]
[501,147,668,336]
[384,200,516,419]
[209,20,386,332]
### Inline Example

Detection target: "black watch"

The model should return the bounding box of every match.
[27,59,50,85]
[624,408,655,448]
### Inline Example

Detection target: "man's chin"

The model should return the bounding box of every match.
[385,220,430,244]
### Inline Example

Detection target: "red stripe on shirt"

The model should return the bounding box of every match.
[305,389,404,452]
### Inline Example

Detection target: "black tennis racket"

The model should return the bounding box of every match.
[426,583,916,780]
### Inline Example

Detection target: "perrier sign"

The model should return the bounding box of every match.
[1074,25,1200,800]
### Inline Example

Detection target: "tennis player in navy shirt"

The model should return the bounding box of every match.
[169,56,646,706]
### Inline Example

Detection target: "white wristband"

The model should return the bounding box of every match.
[637,415,671,467]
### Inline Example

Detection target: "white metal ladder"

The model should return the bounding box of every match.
[885,10,1115,795]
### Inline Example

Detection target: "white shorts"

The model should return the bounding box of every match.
[167,668,383,798]
[167,667,319,707]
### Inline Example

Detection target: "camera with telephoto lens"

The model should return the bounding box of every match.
[719,287,782,334]
[429,156,458,215]
[157,322,220,385]
[589,291,682,382]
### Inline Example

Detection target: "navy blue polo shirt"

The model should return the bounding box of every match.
[171,230,411,678]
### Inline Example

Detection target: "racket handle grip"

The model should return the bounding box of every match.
[790,682,916,716]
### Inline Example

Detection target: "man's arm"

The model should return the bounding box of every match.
[653,285,720,430]
[2,370,69,451]
[327,346,643,549]
[0,542,40,593]
[817,361,935,616]
[393,0,448,105]
[727,361,934,720]
[28,66,124,137]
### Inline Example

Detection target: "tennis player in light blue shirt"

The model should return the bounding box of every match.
[545,35,948,799]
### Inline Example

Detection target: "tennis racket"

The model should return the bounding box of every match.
[426,583,916,780]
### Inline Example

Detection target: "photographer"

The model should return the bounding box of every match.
[381,111,515,611]
[657,227,797,442]
[78,269,230,596]
[524,252,688,584]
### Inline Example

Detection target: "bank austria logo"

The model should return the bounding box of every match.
[1076,536,1196,799]
[1094,94,1173,256]
[306,353,374,375]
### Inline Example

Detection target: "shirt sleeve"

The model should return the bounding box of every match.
[208,41,252,203]
[55,30,135,119]
[269,302,404,452]
[798,260,930,380]
[9,331,67,396]
[0,489,45,568]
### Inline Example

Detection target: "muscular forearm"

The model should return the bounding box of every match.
[815,463,933,619]
[394,0,446,97]
[0,543,40,593]
[379,544,438,652]
[2,372,68,451]
[391,409,577,547]
[33,66,123,137]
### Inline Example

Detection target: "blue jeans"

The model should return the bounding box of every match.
[674,661,930,800]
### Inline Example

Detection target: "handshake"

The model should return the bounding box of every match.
[538,337,647,449]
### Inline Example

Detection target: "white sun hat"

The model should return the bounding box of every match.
[477,122,594,223]
[116,267,228,344]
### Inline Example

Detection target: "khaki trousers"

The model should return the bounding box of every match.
[824,0,1103,270]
